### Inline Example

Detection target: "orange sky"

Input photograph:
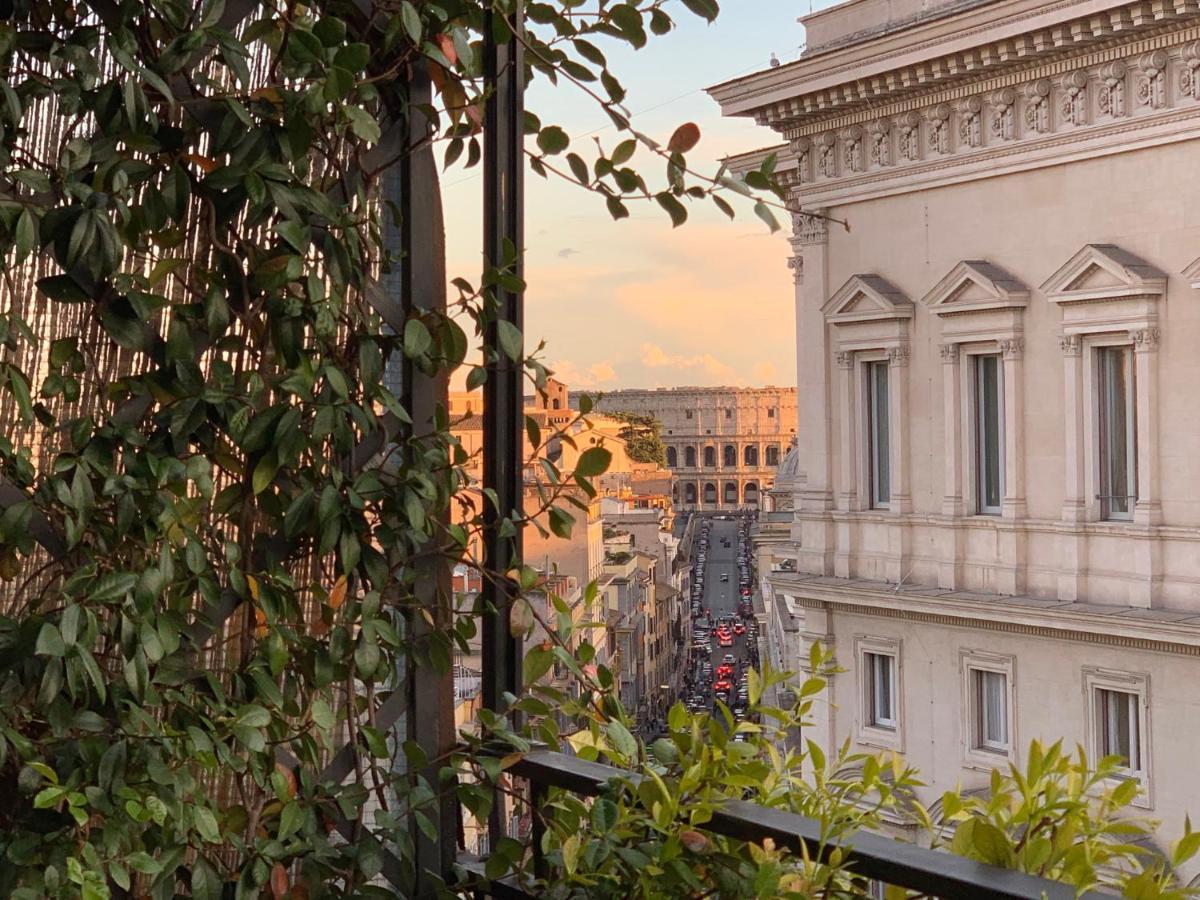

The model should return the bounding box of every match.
[440,1,834,392]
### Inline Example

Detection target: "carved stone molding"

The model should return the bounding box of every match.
[1060,334,1082,357]
[958,96,983,148]
[835,351,854,369]
[990,88,1016,141]
[791,136,812,183]
[1060,71,1089,127]
[898,111,921,162]
[787,254,804,284]
[1136,51,1168,110]
[887,346,911,367]
[939,343,960,363]
[927,103,952,155]
[868,118,891,167]
[841,124,864,173]
[1024,79,1052,133]
[1182,42,1200,101]
[1098,61,1128,118]
[792,212,829,246]
[817,131,837,178]
[999,337,1025,359]
[1131,327,1161,351]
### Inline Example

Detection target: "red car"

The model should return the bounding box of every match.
[734,623,746,636]
[713,679,732,692]
[716,664,733,678]
[718,635,734,647]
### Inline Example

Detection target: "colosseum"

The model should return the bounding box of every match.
[588,387,798,510]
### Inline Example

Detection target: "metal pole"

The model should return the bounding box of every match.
[482,0,525,845]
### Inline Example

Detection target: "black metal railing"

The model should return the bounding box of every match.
[464,748,1115,900]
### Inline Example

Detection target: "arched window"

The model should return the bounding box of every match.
[724,482,738,504]
[703,482,717,504]
[744,445,759,466]
[745,482,759,505]
[723,445,736,467]
[666,446,678,467]
[685,483,697,504]
[703,446,716,467]
[766,445,780,467]
[685,446,696,468]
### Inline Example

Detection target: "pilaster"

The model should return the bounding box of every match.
[938,343,963,590]
[1059,334,1087,602]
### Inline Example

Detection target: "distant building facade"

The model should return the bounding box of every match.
[716,0,1200,857]
[590,387,797,510]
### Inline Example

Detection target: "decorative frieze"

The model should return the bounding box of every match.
[1024,79,1052,133]
[1181,42,1200,100]
[927,103,952,155]
[989,88,1016,141]
[1061,71,1089,126]
[958,97,983,148]
[1136,51,1168,110]
[841,125,864,173]
[887,346,911,367]
[817,132,837,178]
[898,111,921,162]
[1098,61,1128,118]
[835,351,854,369]
[868,118,891,167]
[939,343,960,363]
[791,137,812,183]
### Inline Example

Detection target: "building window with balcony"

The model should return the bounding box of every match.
[1084,667,1151,808]
[1097,345,1136,521]
[703,446,716,467]
[685,446,696,468]
[960,650,1014,766]
[866,360,891,509]
[974,354,1003,515]
[723,445,736,466]
[856,636,902,750]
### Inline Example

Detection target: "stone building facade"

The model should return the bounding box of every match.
[590,387,798,510]
[714,0,1200,858]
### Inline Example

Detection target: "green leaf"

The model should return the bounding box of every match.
[496,320,522,361]
[194,806,221,843]
[311,699,335,731]
[524,645,553,686]
[252,453,278,495]
[753,200,780,233]
[656,192,687,227]
[576,447,612,477]
[680,0,720,21]
[404,318,432,357]
[536,126,569,155]
[35,623,66,657]
[400,2,422,42]
[14,209,36,263]
[605,721,638,761]
[235,704,271,728]
[190,856,222,900]
[278,801,302,839]
[344,106,381,144]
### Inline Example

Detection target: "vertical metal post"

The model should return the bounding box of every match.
[482,0,525,848]
[398,62,457,895]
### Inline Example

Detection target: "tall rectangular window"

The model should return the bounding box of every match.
[866,361,891,509]
[864,651,896,730]
[1097,346,1136,521]
[1096,687,1140,770]
[971,669,1008,752]
[974,354,1003,515]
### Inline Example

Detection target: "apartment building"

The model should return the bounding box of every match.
[715,0,1200,855]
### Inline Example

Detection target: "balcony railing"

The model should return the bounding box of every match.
[463,748,1114,900]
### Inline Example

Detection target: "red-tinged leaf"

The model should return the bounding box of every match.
[667,122,700,154]
[270,862,289,900]
[436,34,458,66]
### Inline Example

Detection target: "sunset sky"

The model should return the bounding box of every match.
[442,1,836,391]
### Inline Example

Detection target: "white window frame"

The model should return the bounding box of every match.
[1094,343,1137,522]
[971,353,1005,516]
[1083,667,1152,809]
[865,359,892,510]
[856,635,903,750]
[959,650,1015,768]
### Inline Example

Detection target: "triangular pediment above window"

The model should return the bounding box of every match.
[822,274,912,324]
[921,260,1029,317]
[1041,244,1166,305]
[1183,256,1200,289]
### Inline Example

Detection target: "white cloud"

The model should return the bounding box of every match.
[751,361,779,384]
[548,358,618,389]
[640,343,741,383]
